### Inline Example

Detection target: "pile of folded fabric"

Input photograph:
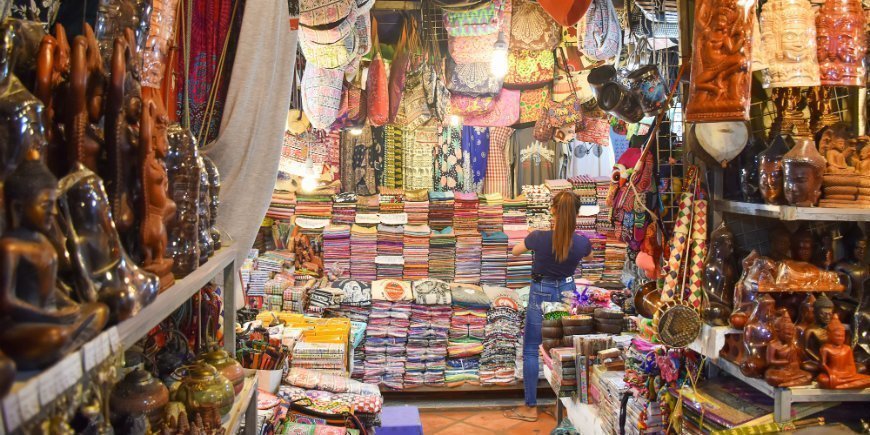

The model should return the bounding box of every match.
[405,281,452,388]
[266,190,296,221]
[446,284,489,386]
[428,191,455,231]
[283,285,307,313]
[569,175,597,204]
[403,224,430,281]
[291,340,347,376]
[332,192,357,225]
[522,184,551,229]
[295,194,333,219]
[282,367,384,429]
[376,223,405,280]
[429,227,456,282]
[603,240,627,285]
[481,231,508,287]
[478,193,504,233]
[545,178,573,194]
[595,176,614,236]
[306,286,343,316]
[325,279,373,380]
[264,274,292,311]
[577,231,605,282]
[505,228,532,289]
[357,194,380,215]
[365,281,413,390]
[350,224,377,282]
[379,187,405,214]
[502,196,528,227]
[479,286,522,385]
[454,230,482,284]
[404,195,430,225]
[323,224,351,278]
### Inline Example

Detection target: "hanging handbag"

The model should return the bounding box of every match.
[582,0,621,61]
[300,0,354,27]
[545,49,583,128]
[511,0,562,50]
[299,15,358,70]
[464,89,521,127]
[538,0,593,27]
[354,10,372,55]
[533,111,556,141]
[287,60,310,135]
[446,58,504,95]
[395,69,431,130]
[389,15,416,122]
[552,47,597,103]
[450,92,496,116]
[346,70,367,126]
[515,86,550,127]
[444,0,507,37]
[446,0,512,63]
[422,29,451,122]
[503,49,555,89]
[367,16,389,126]
[301,62,345,130]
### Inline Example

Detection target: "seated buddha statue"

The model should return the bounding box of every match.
[730,251,765,329]
[802,293,836,373]
[702,223,737,326]
[835,229,868,304]
[0,151,109,370]
[856,143,870,175]
[817,124,856,174]
[818,314,870,389]
[795,293,816,357]
[741,294,779,378]
[765,313,813,387]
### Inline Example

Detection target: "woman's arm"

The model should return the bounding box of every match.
[512,240,529,256]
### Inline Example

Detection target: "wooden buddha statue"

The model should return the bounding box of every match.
[795,293,817,355]
[765,313,814,386]
[741,294,779,378]
[817,314,870,388]
[758,136,790,205]
[783,135,826,206]
[702,223,737,326]
[802,293,836,373]
[730,251,765,329]
[0,151,109,370]
[835,228,868,304]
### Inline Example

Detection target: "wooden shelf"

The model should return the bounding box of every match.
[714,199,870,222]
[222,376,257,435]
[381,380,548,393]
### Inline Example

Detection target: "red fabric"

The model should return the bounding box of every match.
[538,0,592,27]
[367,53,389,126]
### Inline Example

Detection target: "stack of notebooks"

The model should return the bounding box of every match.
[548,347,577,394]
[350,224,377,282]
[295,194,333,219]
[266,191,296,221]
[376,224,405,279]
[479,287,521,385]
[364,300,412,390]
[403,225,430,281]
[405,199,429,225]
[331,193,357,225]
[428,191,455,231]
[322,224,351,278]
[480,232,508,287]
[429,227,456,282]
[404,304,451,387]
[454,231,482,284]
[478,193,504,233]
[505,229,532,289]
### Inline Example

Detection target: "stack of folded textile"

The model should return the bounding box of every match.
[364,300,412,390]
[331,192,357,225]
[480,287,522,385]
[376,223,405,279]
[577,231,604,282]
[478,193,504,233]
[502,196,528,228]
[453,192,479,232]
[379,188,405,214]
[454,231,482,284]
[403,225,430,281]
[265,273,292,310]
[523,185,551,230]
[356,194,381,215]
[480,232,508,287]
[603,240,627,284]
[306,286,343,316]
[281,367,384,429]
[595,176,614,236]
[446,284,490,386]
[291,341,347,376]
[429,227,456,282]
[283,286,307,313]
[505,229,532,289]
[295,194,333,219]
[428,191,455,231]
[266,190,296,221]
[405,299,452,388]
[323,224,351,278]
[544,179,573,193]
[569,175,597,205]
[404,198,430,225]
[325,279,372,380]
[350,224,377,282]
[258,252,286,275]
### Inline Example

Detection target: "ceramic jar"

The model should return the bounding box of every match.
[200,349,246,396]
[783,136,826,206]
[816,0,866,86]
[171,362,235,418]
[110,369,170,429]
[626,65,667,116]
[760,0,821,88]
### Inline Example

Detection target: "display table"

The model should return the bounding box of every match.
[543,364,607,434]
[223,375,258,435]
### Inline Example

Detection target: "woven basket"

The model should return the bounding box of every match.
[653,300,701,348]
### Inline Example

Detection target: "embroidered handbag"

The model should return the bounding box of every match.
[395,69,431,130]
[444,0,507,37]
[301,63,344,130]
[538,0,593,27]
[300,0,354,27]
[354,11,372,55]
[576,115,610,144]
[547,95,583,128]
[367,16,389,126]
[511,0,562,50]
[464,89,521,127]
[389,16,417,122]
[582,0,621,61]
[301,8,354,45]
[446,58,504,95]
[345,71,366,126]
[533,110,555,141]
[448,32,499,64]
[450,93,496,116]
[503,49,555,89]
[516,86,550,127]
[299,18,357,69]
[552,47,597,103]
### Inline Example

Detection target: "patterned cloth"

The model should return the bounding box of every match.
[484,127,513,196]
[340,127,378,195]
[461,126,490,193]
[434,125,464,191]
[383,125,403,188]
[403,121,437,191]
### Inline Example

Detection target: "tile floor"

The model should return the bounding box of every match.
[420,407,558,434]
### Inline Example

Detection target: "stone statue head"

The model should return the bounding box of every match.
[814,293,835,326]
[791,229,815,262]
[5,150,58,234]
[761,0,821,87]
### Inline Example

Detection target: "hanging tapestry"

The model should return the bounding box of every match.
[372,126,386,188]
[383,125,404,188]
[461,126,490,193]
[403,121,438,191]
[434,125,464,191]
[341,127,378,195]
[484,127,513,196]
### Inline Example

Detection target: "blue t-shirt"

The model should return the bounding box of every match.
[524,230,592,278]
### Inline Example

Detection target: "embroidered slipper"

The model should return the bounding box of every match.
[503,409,538,422]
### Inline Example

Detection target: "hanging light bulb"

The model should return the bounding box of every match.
[301,175,319,193]
[350,127,363,136]
[449,114,463,127]
[490,32,509,78]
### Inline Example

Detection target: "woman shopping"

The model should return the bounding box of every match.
[504,191,592,422]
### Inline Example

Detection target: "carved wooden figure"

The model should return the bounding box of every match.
[818,314,870,388]
[817,0,867,86]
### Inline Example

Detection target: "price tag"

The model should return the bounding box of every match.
[2,392,21,432]
[17,381,39,421]
[37,366,59,406]
[58,352,83,391]
[107,327,121,353]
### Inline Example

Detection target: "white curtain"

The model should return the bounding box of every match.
[203,0,297,307]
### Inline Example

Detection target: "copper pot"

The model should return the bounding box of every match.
[110,368,169,429]
[633,281,662,319]
[200,349,245,396]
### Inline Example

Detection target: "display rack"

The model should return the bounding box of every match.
[1,248,243,434]
[689,324,870,423]
[714,200,870,223]
[223,376,258,435]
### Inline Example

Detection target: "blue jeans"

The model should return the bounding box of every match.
[523,276,574,406]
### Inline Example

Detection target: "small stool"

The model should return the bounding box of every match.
[376,405,423,435]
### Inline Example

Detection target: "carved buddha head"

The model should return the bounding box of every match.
[783,136,825,206]
[710,223,735,258]
[761,0,821,87]
[814,293,835,327]
[775,313,797,342]
[827,313,846,345]
[816,0,866,85]
[792,230,815,262]
[759,136,790,204]
[5,151,58,234]
[770,227,793,260]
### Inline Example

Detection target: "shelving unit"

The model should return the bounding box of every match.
[543,365,608,433]
[1,248,239,434]
[223,376,258,435]
[714,200,870,223]
[689,324,870,422]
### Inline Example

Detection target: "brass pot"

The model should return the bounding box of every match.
[110,368,169,429]
[171,362,235,418]
[200,349,245,396]
[633,281,661,318]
